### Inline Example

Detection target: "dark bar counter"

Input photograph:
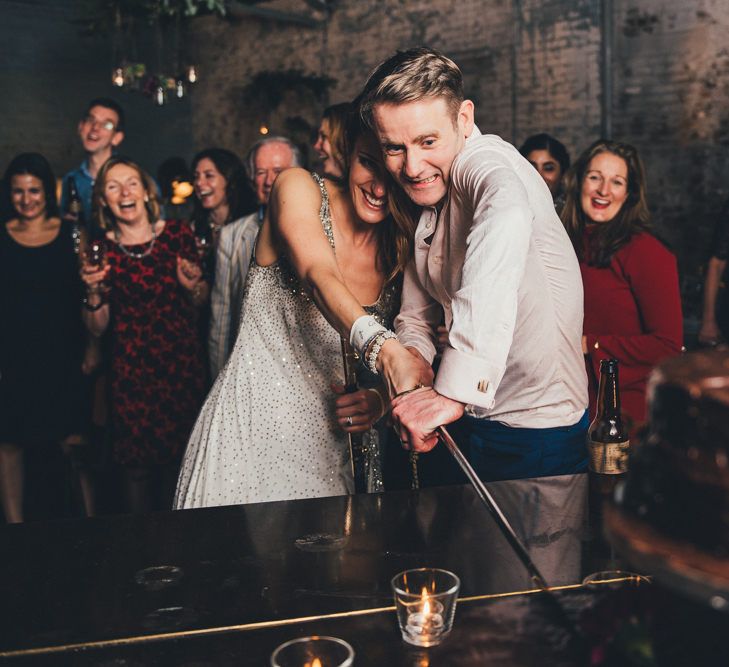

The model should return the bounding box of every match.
[1,475,591,663]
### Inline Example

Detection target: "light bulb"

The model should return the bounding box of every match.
[112,68,124,87]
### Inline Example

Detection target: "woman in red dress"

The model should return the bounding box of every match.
[561,139,683,434]
[81,157,207,512]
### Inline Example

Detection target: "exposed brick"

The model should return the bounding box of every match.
[3,0,729,328]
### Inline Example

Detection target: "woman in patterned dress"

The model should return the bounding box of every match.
[81,157,208,513]
[175,109,414,508]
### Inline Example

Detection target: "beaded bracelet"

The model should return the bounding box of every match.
[360,329,384,364]
[365,330,397,374]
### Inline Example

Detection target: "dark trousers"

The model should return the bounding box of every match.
[384,411,588,489]
[452,410,589,483]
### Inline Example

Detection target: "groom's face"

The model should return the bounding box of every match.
[372,96,473,207]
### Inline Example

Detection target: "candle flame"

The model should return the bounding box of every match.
[421,586,431,615]
[307,659,322,667]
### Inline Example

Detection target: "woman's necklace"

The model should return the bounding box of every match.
[114,222,158,259]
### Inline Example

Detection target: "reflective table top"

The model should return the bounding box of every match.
[0,474,591,657]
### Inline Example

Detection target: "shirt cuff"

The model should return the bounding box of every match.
[434,346,502,410]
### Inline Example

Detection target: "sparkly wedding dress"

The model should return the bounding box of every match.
[175,174,399,508]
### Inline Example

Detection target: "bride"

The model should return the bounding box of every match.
[175,109,412,508]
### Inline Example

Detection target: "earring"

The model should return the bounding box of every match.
[144,194,149,203]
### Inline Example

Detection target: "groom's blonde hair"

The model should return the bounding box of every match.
[359,47,464,127]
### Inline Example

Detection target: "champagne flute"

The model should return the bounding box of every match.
[85,239,108,298]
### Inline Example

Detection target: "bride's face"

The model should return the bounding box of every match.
[348,133,388,225]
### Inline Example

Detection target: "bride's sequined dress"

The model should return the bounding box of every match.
[175,174,399,508]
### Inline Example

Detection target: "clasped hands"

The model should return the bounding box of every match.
[381,341,464,453]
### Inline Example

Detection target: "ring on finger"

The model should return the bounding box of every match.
[346,415,353,426]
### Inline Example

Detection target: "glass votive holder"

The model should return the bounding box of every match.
[391,568,460,647]
[270,636,354,667]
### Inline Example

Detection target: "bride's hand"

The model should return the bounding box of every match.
[331,383,385,433]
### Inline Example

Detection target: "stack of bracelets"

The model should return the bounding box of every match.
[351,315,423,490]
[350,315,398,374]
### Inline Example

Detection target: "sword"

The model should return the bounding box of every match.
[436,425,549,590]
[437,424,587,658]
[341,339,367,493]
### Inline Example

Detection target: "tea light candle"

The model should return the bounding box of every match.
[405,589,445,639]
[392,568,460,647]
[270,636,354,667]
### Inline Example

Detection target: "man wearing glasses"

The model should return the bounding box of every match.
[61,98,126,233]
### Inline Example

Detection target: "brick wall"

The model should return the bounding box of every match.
[185,0,729,327]
[0,0,194,183]
[611,0,729,324]
[2,0,729,326]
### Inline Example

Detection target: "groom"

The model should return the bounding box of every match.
[356,47,588,482]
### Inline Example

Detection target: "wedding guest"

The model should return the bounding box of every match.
[61,97,125,232]
[0,153,91,522]
[209,136,301,379]
[190,148,255,270]
[313,102,350,180]
[519,133,570,212]
[561,139,683,431]
[81,157,207,513]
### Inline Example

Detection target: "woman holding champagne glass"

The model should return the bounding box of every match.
[0,153,90,522]
[81,156,207,513]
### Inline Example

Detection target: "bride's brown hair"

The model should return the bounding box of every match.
[342,100,415,283]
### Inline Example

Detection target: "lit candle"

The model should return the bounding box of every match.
[405,588,445,639]
[305,659,322,667]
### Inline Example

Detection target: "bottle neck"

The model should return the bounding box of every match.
[596,370,621,419]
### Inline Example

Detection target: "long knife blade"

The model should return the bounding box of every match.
[436,425,549,590]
